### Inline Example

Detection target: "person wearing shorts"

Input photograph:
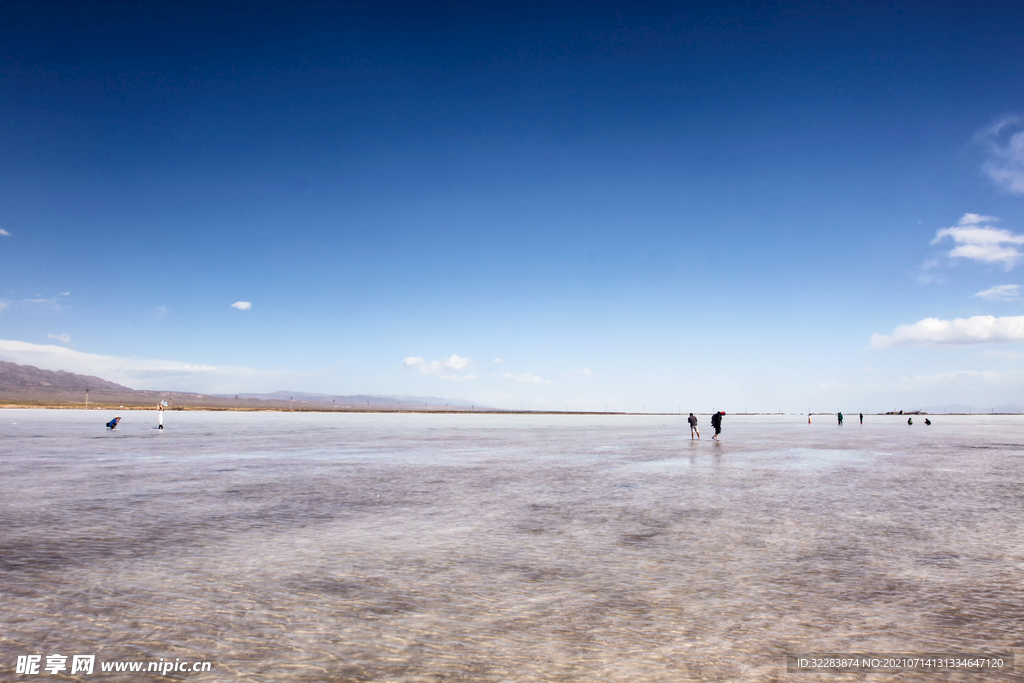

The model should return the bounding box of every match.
[688,412,700,440]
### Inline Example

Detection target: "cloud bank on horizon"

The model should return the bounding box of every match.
[0,338,272,392]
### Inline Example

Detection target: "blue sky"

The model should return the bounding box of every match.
[3,1,1024,412]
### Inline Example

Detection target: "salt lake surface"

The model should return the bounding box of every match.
[1,410,1022,681]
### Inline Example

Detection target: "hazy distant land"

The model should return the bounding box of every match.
[1,361,1020,415]
[0,361,498,412]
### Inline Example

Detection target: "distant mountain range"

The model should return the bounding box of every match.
[0,361,496,411]
[6,360,1018,415]
[0,360,129,391]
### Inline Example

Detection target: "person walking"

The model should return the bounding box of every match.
[711,411,724,440]
[688,412,700,440]
[838,412,844,426]
[859,413,863,424]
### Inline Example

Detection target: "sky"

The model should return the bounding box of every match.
[3,0,1024,413]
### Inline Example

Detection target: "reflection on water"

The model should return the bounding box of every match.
[1,411,1022,681]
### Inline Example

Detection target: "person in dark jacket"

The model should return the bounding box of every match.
[688,413,700,440]
[711,411,724,440]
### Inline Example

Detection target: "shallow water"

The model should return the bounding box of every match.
[1,410,1022,681]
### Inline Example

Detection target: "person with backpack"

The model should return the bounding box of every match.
[711,411,724,440]
[688,413,700,440]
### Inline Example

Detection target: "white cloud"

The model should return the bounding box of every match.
[47,333,72,345]
[401,354,475,380]
[492,357,502,363]
[0,228,9,236]
[974,284,1021,301]
[870,315,1024,348]
[977,116,1024,194]
[931,214,1024,269]
[231,301,252,310]
[444,354,471,370]
[955,213,999,226]
[503,372,553,384]
[562,368,593,376]
[60,292,70,296]
[0,338,274,392]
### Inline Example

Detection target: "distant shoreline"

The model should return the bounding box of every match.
[0,403,1017,416]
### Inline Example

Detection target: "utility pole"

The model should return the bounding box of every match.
[85,388,89,410]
